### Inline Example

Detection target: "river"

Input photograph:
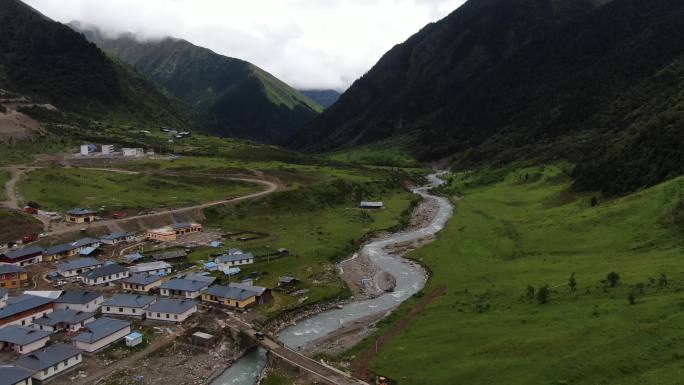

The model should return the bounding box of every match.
[210,172,453,384]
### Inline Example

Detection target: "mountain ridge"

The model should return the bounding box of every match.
[293,0,684,195]
[71,23,323,144]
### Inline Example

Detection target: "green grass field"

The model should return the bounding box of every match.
[360,165,684,385]
[18,168,262,213]
[0,170,8,201]
[200,177,418,318]
[326,141,417,167]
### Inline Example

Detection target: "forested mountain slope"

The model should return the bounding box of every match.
[294,0,684,195]
[72,23,323,144]
[0,0,189,127]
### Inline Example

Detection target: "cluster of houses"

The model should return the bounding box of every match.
[78,144,150,158]
[0,268,270,384]
[146,222,203,242]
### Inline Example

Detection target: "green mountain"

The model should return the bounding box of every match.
[0,0,188,127]
[299,89,341,109]
[294,0,684,195]
[71,23,323,144]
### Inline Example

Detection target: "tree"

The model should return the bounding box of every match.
[536,284,550,305]
[569,273,577,292]
[590,196,598,207]
[628,291,636,305]
[635,282,645,294]
[525,285,535,300]
[607,272,620,287]
[657,273,668,290]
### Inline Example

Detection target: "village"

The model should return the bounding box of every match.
[0,210,303,385]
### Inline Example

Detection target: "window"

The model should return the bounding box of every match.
[165,313,170,319]
[157,313,161,317]
[174,314,178,320]
[106,307,110,311]
[132,309,136,314]
[119,308,123,313]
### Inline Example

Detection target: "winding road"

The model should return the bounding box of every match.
[0,166,279,236]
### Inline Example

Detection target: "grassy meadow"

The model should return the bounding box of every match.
[199,175,419,318]
[326,141,417,168]
[18,168,262,213]
[0,170,8,201]
[356,165,684,385]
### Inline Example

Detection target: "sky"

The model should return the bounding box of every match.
[24,0,466,91]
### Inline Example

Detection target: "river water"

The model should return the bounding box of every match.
[210,172,453,384]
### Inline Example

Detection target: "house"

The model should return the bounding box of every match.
[123,253,144,264]
[0,326,51,353]
[56,258,102,278]
[70,238,101,253]
[183,273,215,285]
[121,274,163,293]
[360,201,384,209]
[152,250,187,261]
[215,252,254,270]
[31,309,95,333]
[122,148,144,157]
[43,244,78,262]
[52,291,104,312]
[146,227,177,242]
[146,223,202,242]
[0,247,43,267]
[128,261,171,276]
[79,144,92,156]
[228,282,272,304]
[159,279,209,299]
[171,222,203,236]
[14,343,83,381]
[65,208,96,224]
[278,276,299,287]
[72,317,131,353]
[0,294,53,328]
[99,232,134,245]
[82,264,129,286]
[209,240,222,248]
[0,365,33,385]
[0,265,28,289]
[201,285,257,309]
[146,298,197,323]
[101,144,114,155]
[102,294,156,318]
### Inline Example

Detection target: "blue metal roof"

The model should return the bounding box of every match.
[15,344,82,371]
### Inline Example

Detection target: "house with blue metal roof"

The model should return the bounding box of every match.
[215,252,254,270]
[102,294,156,318]
[121,273,163,293]
[0,365,33,385]
[32,309,95,333]
[53,291,104,313]
[56,258,102,278]
[159,278,210,299]
[14,343,83,381]
[82,263,129,286]
[201,285,257,309]
[0,294,54,329]
[0,325,50,353]
[72,317,131,353]
[43,243,78,262]
[146,298,197,323]
[99,231,134,245]
[0,246,43,267]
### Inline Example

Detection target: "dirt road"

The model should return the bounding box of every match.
[0,166,279,237]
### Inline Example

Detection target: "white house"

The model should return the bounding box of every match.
[15,343,83,382]
[56,258,103,279]
[0,365,33,385]
[99,231,134,245]
[0,295,54,329]
[31,309,95,333]
[128,261,171,276]
[79,144,91,156]
[82,264,129,286]
[52,291,104,312]
[146,298,197,323]
[122,148,144,157]
[72,317,131,353]
[0,325,51,354]
[215,252,254,270]
[102,294,156,318]
[159,278,210,299]
[101,144,114,155]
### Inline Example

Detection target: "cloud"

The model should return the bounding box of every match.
[23,0,466,91]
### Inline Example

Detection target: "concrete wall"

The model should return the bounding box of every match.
[54,297,103,313]
[0,308,53,328]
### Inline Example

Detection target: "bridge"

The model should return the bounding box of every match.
[224,315,370,385]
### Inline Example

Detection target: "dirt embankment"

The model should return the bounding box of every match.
[0,108,43,141]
